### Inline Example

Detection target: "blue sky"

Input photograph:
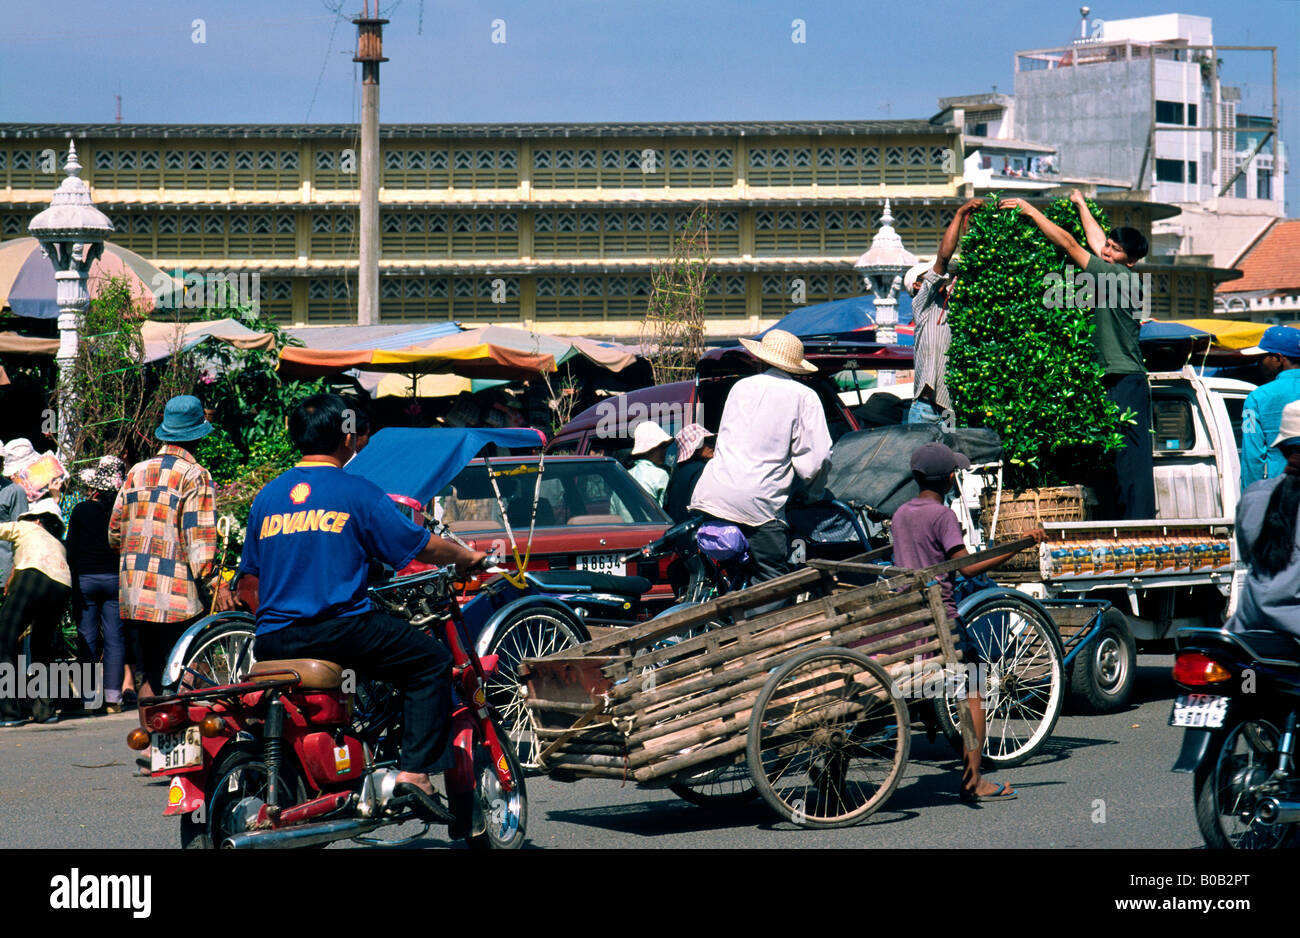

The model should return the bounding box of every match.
[2,0,1295,209]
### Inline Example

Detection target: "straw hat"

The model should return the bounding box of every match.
[738,329,817,375]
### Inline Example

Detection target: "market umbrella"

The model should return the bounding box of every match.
[0,237,181,319]
[278,341,556,380]
[420,325,641,373]
[359,372,510,399]
[139,318,275,363]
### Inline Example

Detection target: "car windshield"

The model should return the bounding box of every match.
[437,459,669,534]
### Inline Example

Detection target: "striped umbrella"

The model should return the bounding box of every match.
[0,236,181,319]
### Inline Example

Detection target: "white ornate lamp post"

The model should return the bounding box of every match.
[27,142,114,462]
[853,200,917,385]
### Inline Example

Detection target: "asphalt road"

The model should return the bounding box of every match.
[0,655,1202,850]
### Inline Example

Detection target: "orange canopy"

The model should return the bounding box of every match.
[278,341,556,380]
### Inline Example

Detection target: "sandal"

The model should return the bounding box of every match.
[392,782,456,825]
[960,781,1018,803]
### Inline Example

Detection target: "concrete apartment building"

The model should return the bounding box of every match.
[1011,13,1285,270]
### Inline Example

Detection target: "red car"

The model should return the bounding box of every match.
[413,455,674,603]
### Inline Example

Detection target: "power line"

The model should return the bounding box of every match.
[306,1,349,122]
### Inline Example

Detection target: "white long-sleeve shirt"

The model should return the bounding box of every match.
[689,368,832,526]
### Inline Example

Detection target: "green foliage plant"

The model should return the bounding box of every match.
[946,195,1127,489]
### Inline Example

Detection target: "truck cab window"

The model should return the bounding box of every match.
[1152,397,1196,452]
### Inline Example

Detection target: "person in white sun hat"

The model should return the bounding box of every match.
[0,439,34,589]
[1228,399,1300,640]
[689,329,831,583]
[626,420,672,507]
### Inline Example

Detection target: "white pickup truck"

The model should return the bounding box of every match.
[858,367,1256,712]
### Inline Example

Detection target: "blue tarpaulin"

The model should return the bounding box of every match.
[1138,321,1211,341]
[345,427,544,504]
[758,293,915,341]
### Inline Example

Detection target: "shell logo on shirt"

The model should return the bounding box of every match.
[289,482,311,505]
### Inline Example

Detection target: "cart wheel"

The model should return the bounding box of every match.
[935,593,1064,767]
[746,647,909,829]
[669,761,757,809]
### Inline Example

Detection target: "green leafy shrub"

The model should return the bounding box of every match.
[946,196,1127,489]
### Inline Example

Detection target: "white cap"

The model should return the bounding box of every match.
[1273,399,1300,447]
[630,421,673,456]
[20,498,61,520]
[903,262,935,292]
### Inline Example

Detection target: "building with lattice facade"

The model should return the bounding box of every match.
[0,120,1220,335]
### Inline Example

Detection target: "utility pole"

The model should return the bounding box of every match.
[353,1,387,325]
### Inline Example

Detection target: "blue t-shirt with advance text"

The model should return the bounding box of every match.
[240,462,429,634]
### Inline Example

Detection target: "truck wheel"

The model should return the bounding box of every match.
[1070,620,1136,713]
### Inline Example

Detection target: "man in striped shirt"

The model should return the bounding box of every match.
[109,396,235,697]
[904,198,982,427]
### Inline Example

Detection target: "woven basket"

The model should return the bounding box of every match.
[978,486,1088,571]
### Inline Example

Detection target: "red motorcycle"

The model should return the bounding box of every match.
[127,564,527,849]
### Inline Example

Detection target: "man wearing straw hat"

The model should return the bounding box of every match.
[689,329,832,583]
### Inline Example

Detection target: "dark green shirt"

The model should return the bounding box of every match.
[1084,254,1145,376]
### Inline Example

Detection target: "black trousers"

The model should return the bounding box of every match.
[0,569,71,720]
[1103,373,1156,521]
[255,611,453,774]
[126,617,194,696]
[741,520,792,584]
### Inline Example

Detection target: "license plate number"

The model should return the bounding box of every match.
[1170,693,1230,729]
[577,553,626,576]
[151,726,203,772]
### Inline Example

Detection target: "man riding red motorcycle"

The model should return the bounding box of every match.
[238,393,487,826]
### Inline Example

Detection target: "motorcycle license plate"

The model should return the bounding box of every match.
[1169,694,1230,729]
[577,553,626,577]
[151,727,203,772]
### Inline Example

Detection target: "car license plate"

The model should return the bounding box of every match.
[151,726,203,772]
[577,553,626,577]
[1170,693,1230,729]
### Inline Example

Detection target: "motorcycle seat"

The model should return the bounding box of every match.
[1235,631,1300,666]
[525,570,651,598]
[249,658,345,690]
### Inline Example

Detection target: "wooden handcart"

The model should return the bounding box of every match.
[518,540,1033,828]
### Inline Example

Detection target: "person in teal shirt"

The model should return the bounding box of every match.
[1240,326,1300,490]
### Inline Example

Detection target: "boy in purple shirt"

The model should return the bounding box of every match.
[893,442,1043,803]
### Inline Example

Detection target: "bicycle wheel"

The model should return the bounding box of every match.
[935,594,1064,767]
[669,760,758,809]
[179,618,257,691]
[746,647,909,829]
[1195,718,1296,850]
[484,604,588,770]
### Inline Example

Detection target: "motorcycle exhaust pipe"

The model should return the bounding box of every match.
[1254,798,1300,825]
[222,816,385,849]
